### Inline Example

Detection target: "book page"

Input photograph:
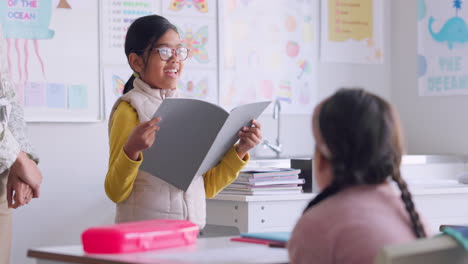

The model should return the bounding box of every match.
[140,98,229,191]
[197,101,271,176]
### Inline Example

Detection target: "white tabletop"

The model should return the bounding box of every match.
[28,236,289,264]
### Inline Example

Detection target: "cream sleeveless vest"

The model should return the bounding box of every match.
[108,78,206,228]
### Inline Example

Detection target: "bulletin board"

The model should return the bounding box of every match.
[101,0,218,120]
[1,0,321,122]
[218,0,319,114]
[0,0,101,122]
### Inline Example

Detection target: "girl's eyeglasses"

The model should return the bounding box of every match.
[153,47,190,61]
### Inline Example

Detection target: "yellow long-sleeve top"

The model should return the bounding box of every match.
[105,101,249,203]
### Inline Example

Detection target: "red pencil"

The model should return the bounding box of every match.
[230,237,287,248]
[230,237,271,245]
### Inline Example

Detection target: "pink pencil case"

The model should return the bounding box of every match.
[81,219,199,254]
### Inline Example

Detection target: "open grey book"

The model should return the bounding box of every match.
[140,98,271,191]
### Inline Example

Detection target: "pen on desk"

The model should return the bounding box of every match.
[268,242,286,248]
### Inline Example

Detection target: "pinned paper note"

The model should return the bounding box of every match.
[47,83,67,109]
[68,85,88,109]
[321,0,383,63]
[24,82,46,107]
[328,0,373,42]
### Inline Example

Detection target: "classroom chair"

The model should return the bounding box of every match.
[375,235,468,264]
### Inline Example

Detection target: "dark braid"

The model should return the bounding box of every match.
[391,170,427,238]
[304,149,352,211]
[304,183,341,212]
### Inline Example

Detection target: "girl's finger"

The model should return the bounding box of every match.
[241,130,260,141]
[240,135,256,147]
[147,117,161,127]
[142,125,159,138]
[246,127,261,137]
[251,120,262,129]
[245,132,261,145]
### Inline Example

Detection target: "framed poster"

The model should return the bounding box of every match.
[0,0,101,121]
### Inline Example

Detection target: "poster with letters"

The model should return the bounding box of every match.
[418,0,468,96]
[320,0,384,64]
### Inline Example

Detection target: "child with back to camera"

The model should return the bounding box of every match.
[288,88,428,264]
[105,15,262,228]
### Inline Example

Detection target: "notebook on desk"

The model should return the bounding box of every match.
[240,232,291,242]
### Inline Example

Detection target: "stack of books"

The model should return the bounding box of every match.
[220,167,303,195]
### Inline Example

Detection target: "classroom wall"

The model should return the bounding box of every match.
[391,0,468,155]
[12,1,392,263]
[12,123,114,264]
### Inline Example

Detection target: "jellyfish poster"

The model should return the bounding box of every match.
[418,0,468,96]
[218,0,318,114]
[0,0,100,121]
[320,0,384,64]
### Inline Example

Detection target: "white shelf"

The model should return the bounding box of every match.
[412,186,468,195]
[211,193,315,202]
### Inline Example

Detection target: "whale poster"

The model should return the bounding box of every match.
[418,0,468,96]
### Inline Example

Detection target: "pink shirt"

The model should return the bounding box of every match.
[288,183,425,264]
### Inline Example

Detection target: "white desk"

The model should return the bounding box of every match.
[28,236,288,264]
[207,193,315,233]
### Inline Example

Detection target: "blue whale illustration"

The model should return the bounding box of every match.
[429,16,468,50]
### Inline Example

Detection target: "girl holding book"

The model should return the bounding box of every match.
[105,15,262,228]
[288,88,428,264]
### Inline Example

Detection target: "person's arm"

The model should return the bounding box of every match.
[0,23,21,173]
[0,121,21,174]
[105,101,143,203]
[0,21,38,171]
[7,97,39,163]
[203,146,249,198]
[2,103,42,205]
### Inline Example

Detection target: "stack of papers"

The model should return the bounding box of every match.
[221,168,303,195]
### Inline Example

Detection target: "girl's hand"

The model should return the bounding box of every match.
[124,117,161,161]
[236,120,262,160]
